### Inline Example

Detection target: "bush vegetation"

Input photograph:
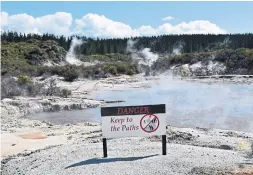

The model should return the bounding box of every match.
[79,53,131,63]
[2,61,139,82]
[17,74,31,85]
[1,42,40,75]
[103,62,138,75]
[1,76,72,99]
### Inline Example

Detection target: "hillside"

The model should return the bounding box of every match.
[153,48,253,76]
[1,32,253,80]
[1,40,66,75]
[1,39,138,80]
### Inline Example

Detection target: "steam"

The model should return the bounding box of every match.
[127,39,158,67]
[141,48,159,66]
[205,36,231,51]
[65,37,83,65]
[172,41,184,55]
[222,36,231,47]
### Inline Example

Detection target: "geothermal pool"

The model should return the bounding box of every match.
[29,77,253,132]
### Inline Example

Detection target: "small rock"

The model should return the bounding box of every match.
[219,145,233,150]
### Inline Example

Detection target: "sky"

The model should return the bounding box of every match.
[1,1,253,38]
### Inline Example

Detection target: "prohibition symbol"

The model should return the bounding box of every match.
[140,114,160,133]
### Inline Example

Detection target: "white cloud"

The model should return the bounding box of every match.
[1,11,227,38]
[74,13,138,38]
[1,12,9,26]
[162,16,174,21]
[157,20,227,35]
[135,25,156,36]
[75,14,227,37]
[1,11,73,36]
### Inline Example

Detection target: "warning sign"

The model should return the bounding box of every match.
[140,114,160,133]
[101,104,166,138]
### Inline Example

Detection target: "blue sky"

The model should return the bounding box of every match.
[1,1,253,37]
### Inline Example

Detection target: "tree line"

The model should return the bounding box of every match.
[1,31,253,55]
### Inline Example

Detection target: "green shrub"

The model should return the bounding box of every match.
[17,74,31,85]
[103,62,138,75]
[115,62,128,73]
[106,65,117,75]
[126,69,134,75]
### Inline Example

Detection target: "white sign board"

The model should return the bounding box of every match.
[101,104,166,138]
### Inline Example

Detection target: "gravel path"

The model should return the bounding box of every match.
[2,133,252,175]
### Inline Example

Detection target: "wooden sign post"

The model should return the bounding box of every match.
[101,104,166,157]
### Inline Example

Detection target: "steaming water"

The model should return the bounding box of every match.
[65,37,83,65]
[127,39,159,67]
[29,77,253,132]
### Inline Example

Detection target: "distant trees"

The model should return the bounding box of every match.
[1,31,73,50]
[1,31,253,55]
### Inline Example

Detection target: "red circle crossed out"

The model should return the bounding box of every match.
[140,114,160,133]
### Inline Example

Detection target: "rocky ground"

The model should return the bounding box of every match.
[1,123,253,175]
[1,74,153,131]
[1,74,155,156]
[1,74,253,175]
